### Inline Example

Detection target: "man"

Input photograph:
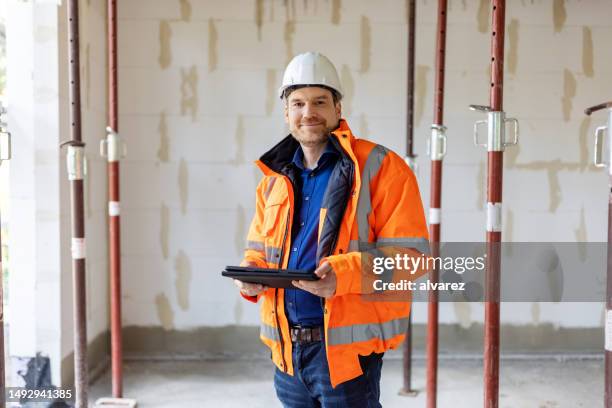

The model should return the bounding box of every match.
[235,52,429,407]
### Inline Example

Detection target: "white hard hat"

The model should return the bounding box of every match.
[278,52,343,100]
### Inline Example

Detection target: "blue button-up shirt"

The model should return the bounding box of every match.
[285,142,338,327]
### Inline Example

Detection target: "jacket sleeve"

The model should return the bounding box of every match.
[324,151,430,297]
[239,177,271,303]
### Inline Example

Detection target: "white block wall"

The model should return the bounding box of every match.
[6,0,109,385]
[108,0,612,332]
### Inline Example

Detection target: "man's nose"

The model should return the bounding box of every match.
[303,102,316,117]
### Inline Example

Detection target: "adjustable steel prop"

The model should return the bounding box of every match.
[426,0,448,406]
[61,0,89,405]
[469,1,518,406]
[400,0,418,397]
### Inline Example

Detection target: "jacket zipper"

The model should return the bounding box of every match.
[274,188,292,373]
[320,156,355,329]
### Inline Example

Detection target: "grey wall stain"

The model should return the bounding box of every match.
[477,161,484,210]
[159,20,172,69]
[579,117,591,171]
[415,65,430,126]
[553,0,566,33]
[331,0,341,25]
[453,302,472,329]
[507,19,519,77]
[547,164,562,212]
[574,206,587,261]
[256,0,264,41]
[515,161,570,213]
[266,69,277,116]
[178,158,189,214]
[289,0,297,22]
[174,250,192,310]
[360,16,371,74]
[340,65,354,117]
[179,0,192,22]
[359,114,369,139]
[477,0,489,34]
[235,205,247,257]
[158,111,170,162]
[161,203,170,259]
[230,116,246,166]
[284,21,296,65]
[531,302,540,325]
[561,69,576,122]
[180,66,199,121]
[582,26,594,78]
[208,19,218,73]
[155,293,175,330]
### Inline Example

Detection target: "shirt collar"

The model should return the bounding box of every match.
[291,140,339,171]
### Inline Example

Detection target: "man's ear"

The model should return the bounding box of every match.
[336,102,342,118]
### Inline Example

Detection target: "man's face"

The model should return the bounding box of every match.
[284,87,341,147]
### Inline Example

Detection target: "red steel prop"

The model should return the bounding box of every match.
[0,105,11,408]
[96,1,133,407]
[102,0,126,398]
[470,1,518,406]
[584,100,612,407]
[61,0,89,405]
[400,0,418,397]
[426,0,448,406]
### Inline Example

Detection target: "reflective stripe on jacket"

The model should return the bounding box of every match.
[241,119,429,387]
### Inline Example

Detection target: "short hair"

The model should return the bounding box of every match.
[283,85,342,105]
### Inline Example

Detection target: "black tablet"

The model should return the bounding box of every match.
[222,265,319,288]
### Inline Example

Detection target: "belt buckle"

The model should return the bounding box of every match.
[304,328,312,343]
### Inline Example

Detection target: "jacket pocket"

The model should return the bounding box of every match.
[262,199,285,237]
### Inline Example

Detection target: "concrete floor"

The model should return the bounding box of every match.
[89,357,603,407]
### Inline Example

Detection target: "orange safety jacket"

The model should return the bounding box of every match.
[241,119,429,387]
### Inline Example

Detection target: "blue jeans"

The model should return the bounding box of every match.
[273,340,383,408]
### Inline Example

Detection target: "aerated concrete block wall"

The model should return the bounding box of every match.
[115,0,612,352]
[6,0,110,387]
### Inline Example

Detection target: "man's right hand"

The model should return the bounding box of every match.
[234,279,268,297]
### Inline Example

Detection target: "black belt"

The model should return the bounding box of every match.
[290,326,323,344]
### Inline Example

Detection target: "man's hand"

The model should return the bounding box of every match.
[234,261,268,297]
[234,279,268,297]
[292,261,336,299]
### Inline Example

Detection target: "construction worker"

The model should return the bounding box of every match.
[234,51,429,407]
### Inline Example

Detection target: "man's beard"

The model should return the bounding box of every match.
[292,121,339,147]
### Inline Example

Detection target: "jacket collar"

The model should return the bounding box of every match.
[256,119,355,176]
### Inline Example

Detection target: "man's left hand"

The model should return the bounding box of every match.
[292,261,336,299]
